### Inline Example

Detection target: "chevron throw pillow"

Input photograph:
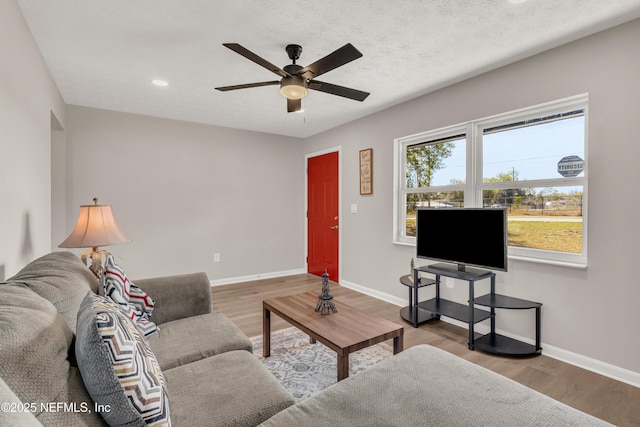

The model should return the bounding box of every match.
[101,255,158,337]
[76,292,171,426]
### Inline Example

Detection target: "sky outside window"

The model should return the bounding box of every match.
[426,115,585,186]
[483,115,585,182]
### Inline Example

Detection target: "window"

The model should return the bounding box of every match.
[394,94,588,267]
[396,125,468,240]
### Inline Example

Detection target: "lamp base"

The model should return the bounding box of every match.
[80,248,112,278]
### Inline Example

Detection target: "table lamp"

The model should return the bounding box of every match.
[58,197,132,277]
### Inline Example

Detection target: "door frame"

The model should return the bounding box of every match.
[305,146,342,283]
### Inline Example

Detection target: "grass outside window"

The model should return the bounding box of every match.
[406,211,582,253]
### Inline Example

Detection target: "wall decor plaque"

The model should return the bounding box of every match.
[359,148,373,195]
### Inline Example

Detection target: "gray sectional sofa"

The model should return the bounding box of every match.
[1,251,611,426]
[0,252,294,426]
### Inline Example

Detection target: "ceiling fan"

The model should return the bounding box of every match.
[215,43,370,113]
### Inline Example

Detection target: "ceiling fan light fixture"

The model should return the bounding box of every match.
[280,76,308,100]
[217,42,369,112]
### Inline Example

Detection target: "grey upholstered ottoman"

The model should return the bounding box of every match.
[259,344,611,426]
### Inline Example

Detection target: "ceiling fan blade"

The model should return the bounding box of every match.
[223,43,290,78]
[299,43,363,80]
[287,98,302,113]
[215,81,280,91]
[308,80,370,101]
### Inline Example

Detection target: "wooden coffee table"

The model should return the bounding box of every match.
[263,292,404,381]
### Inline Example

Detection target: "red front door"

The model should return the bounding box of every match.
[307,151,339,282]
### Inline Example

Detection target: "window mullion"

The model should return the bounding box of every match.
[481,177,585,191]
[468,122,481,207]
[406,185,466,194]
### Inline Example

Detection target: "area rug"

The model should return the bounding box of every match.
[251,327,392,401]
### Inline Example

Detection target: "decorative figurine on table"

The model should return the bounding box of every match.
[408,258,415,283]
[315,269,337,315]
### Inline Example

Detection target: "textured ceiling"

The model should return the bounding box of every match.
[17,0,640,138]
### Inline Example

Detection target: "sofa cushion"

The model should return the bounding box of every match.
[76,292,170,426]
[101,255,158,337]
[147,312,252,371]
[259,344,611,427]
[6,251,99,332]
[0,283,105,426]
[164,350,294,426]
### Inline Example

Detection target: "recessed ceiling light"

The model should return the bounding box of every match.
[151,79,169,87]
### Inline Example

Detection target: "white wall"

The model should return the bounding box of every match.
[63,106,306,280]
[0,0,66,279]
[305,19,640,378]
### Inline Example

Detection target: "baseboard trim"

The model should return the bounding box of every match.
[540,343,640,388]
[340,279,640,388]
[210,269,306,287]
[340,279,406,307]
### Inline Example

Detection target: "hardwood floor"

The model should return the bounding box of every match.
[212,274,640,426]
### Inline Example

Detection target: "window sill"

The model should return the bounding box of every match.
[393,240,415,248]
[394,239,588,269]
[395,235,586,270]
[509,255,587,269]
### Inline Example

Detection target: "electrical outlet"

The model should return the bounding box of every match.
[445,278,454,289]
[213,253,220,262]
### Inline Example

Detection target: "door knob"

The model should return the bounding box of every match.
[330,225,339,230]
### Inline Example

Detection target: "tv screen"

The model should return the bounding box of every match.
[416,208,508,272]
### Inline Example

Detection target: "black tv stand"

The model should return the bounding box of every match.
[398,263,542,356]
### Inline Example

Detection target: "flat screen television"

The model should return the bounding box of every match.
[416,208,508,272]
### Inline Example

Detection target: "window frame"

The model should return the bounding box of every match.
[393,94,588,268]
[394,123,470,245]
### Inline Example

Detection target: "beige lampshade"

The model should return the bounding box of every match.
[59,201,132,249]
